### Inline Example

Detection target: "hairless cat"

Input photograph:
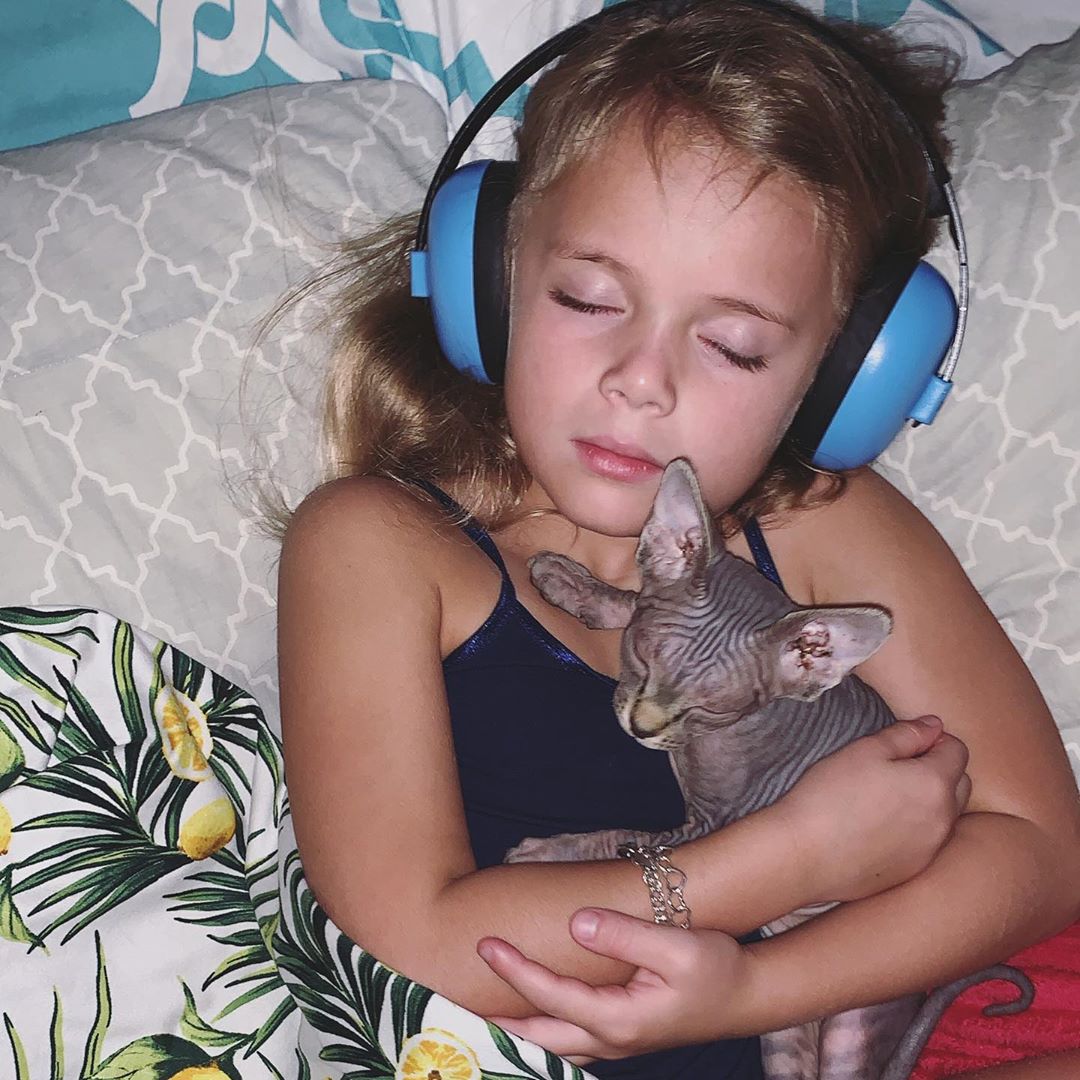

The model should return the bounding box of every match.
[507,458,1032,1080]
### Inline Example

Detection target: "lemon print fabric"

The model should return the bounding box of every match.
[0,718,23,786]
[179,795,236,860]
[0,606,591,1080]
[155,684,214,781]
[397,1029,481,1080]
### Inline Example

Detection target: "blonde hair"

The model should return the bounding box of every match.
[284,0,957,533]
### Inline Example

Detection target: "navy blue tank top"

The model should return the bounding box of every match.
[430,484,783,1080]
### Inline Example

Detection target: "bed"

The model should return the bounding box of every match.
[1,2,1078,1077]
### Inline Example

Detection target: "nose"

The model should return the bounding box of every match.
[627,699,673,740]
[599,336,676,415]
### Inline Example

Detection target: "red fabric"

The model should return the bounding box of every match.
[911,919,1080,1078]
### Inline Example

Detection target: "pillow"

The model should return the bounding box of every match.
[0,0,1059,152]
[0,76,448,733]
[874,30,1080,781]
[0,30,1078,790]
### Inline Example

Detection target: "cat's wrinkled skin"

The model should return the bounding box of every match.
[506,458,1032,1080]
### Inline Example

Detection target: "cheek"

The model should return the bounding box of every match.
[505,311,550,392]
[502,360,534,447]
[503,338,565,456]
[504,294,589,437]
[505,281,551,408]
[685,371,815,508]
[689,367,809,445]
[743,349,824,439]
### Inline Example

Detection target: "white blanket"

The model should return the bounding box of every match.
[0,607,578,1080]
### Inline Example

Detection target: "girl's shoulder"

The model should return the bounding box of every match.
[285,475,459,566]
[281,476,504,655]
[757,467,955,608]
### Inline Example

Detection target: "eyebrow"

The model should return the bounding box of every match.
[552,244,796,331]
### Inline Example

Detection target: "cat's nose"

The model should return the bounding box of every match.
[628,700,672,740]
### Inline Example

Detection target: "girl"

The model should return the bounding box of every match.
[276,1,1080,1077]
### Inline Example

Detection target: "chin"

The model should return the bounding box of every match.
[548,473,658,537]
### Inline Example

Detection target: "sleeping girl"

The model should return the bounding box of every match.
[275,2,1080,1077]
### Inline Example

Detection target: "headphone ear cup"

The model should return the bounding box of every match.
[788,257,958,471]
[413,159,516,383]
[472,160,516,383]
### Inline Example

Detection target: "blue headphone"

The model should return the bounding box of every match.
[409,0,969,471]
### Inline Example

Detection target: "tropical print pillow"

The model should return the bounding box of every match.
[0,606,588,1080]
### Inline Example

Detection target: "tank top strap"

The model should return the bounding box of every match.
[743,517,786,595]
[412,479,782,596]
[409,478,513,582]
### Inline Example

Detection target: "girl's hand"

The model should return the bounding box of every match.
[478,907,756,1063]
[780,714,972,905]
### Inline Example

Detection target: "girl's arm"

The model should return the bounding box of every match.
[479,909,1080,1074]
[733,468,1080,1034]
[480,469,1080,1048]
[278,475,965,1018]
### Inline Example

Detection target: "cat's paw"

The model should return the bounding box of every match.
[528,553,595,613]
[504,833,586,863]
[528,552,637,630]
[505,829,633,864]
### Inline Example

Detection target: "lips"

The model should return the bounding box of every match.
[573,436,664,482]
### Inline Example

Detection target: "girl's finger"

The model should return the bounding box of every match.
[877,714,944,759]
[476,936,624,1023]
[955,771,973,812]
[567,907,695,971]
[485,1013,603,1062]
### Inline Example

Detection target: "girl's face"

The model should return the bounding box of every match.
[504,122,840,538]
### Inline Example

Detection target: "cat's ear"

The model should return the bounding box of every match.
[760,606,892,701]
[637,459,718,584]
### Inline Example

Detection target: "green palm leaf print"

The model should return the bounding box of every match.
[0,608,104,763]
[165,848,293,1057]
[271,847,438,1076]
[0,694,51,764]
[4,931,111,1080]
[4,616,274,947]
[0,715,25,792]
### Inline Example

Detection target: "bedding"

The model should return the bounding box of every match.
[0,607,582,1079]
[1,13,1079,1080]
[875,30,1080,771]
[3,1,1079,153]
[1,25,1078,780]
[0,75,446,735]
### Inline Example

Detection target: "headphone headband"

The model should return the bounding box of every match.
[411,0,969,469]
[415,0,954,251]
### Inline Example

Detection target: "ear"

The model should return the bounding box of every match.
[637,458,718,584]
[761,606,893,701]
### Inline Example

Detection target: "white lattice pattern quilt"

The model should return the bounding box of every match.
[2,34,1078,782]
[1,19,1079,1080]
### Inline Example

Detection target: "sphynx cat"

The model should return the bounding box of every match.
[507,458,1032,1080]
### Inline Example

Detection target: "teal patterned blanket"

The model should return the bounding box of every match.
[0,0,1042,152]
[0,607,588,1080]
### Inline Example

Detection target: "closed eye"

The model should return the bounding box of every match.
[548,287,620,315]
[700,338,768,372]
[677,704,740,726]
[550,289,767,372]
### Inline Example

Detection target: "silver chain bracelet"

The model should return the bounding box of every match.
[617,843,692,929]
